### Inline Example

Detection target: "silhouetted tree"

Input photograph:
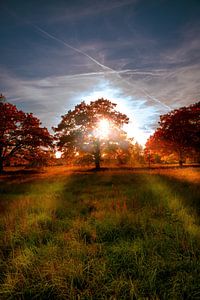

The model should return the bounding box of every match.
[54,98,129,169]
[0,97,53,172]
[145,101,200,166]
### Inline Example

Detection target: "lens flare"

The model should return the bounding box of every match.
[94,119,110,138]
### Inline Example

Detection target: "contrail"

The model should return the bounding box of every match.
[53,69,165,80]
[5,6,171,110]
[33,25,111,72]
[139,89,171,109]
[33,25,171,110]
[113,72,171,110]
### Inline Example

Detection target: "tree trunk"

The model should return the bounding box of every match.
[94,139,101,170]
[178,149,184,167]
[179,159,183,167]
[0,158,3,173]
[95,159,100,170]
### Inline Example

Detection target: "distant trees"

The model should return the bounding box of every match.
[128,142,145,166]
[145,102,200,166]
[0,97,53,172]
[54,98,129,169]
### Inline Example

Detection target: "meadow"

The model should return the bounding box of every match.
[0,166,200,299]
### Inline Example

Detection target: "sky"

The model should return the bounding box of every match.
[0,0,200,145]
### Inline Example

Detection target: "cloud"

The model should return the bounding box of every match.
[1,8,200,145]
[30,24,172,114]
[1,22,199,143]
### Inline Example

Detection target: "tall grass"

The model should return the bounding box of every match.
[0,168,200,299]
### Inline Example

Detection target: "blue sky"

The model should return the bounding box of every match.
[0,0,200,144]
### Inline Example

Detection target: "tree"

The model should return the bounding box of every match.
[0,98,53,172]
[54,98,129,169]
[145,101,200,166]
[10,147,54,167]
[128,142,145,166]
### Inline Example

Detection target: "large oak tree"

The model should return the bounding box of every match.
[145,101,200,166]
[54,98,129,169]
[0,97,53,172]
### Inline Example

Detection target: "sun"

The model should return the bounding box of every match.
[55,151,62,159]
[94,119,110,138]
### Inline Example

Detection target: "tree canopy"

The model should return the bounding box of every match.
[145,101,200,166]
[54,98,129,169]
[0,99,53,172]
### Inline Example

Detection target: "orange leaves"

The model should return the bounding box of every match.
[145,101,200,164]
[0,99,53,171]
[54,98,130,168]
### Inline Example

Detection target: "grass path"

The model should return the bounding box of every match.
[0,167,200,299]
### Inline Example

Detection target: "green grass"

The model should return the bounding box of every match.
[0,168,200,299]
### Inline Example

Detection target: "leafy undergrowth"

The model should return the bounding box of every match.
[0,167,200,299]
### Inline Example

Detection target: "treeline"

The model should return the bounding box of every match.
[0,94,199,171]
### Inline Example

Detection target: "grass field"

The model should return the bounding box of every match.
[0,167,200,299]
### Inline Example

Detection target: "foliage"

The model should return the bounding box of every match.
[128,142,145,166]
[54,98,129,169]
[0,97,53,171]
[145,101,200,166]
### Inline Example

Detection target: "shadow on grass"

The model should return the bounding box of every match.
[58,169,200,219]
[0,168,200,299]
[1,168,45,175]
[57,171,200,299]
[73,164,200,172]
[150,173,200,217]
[0,180,35,214]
